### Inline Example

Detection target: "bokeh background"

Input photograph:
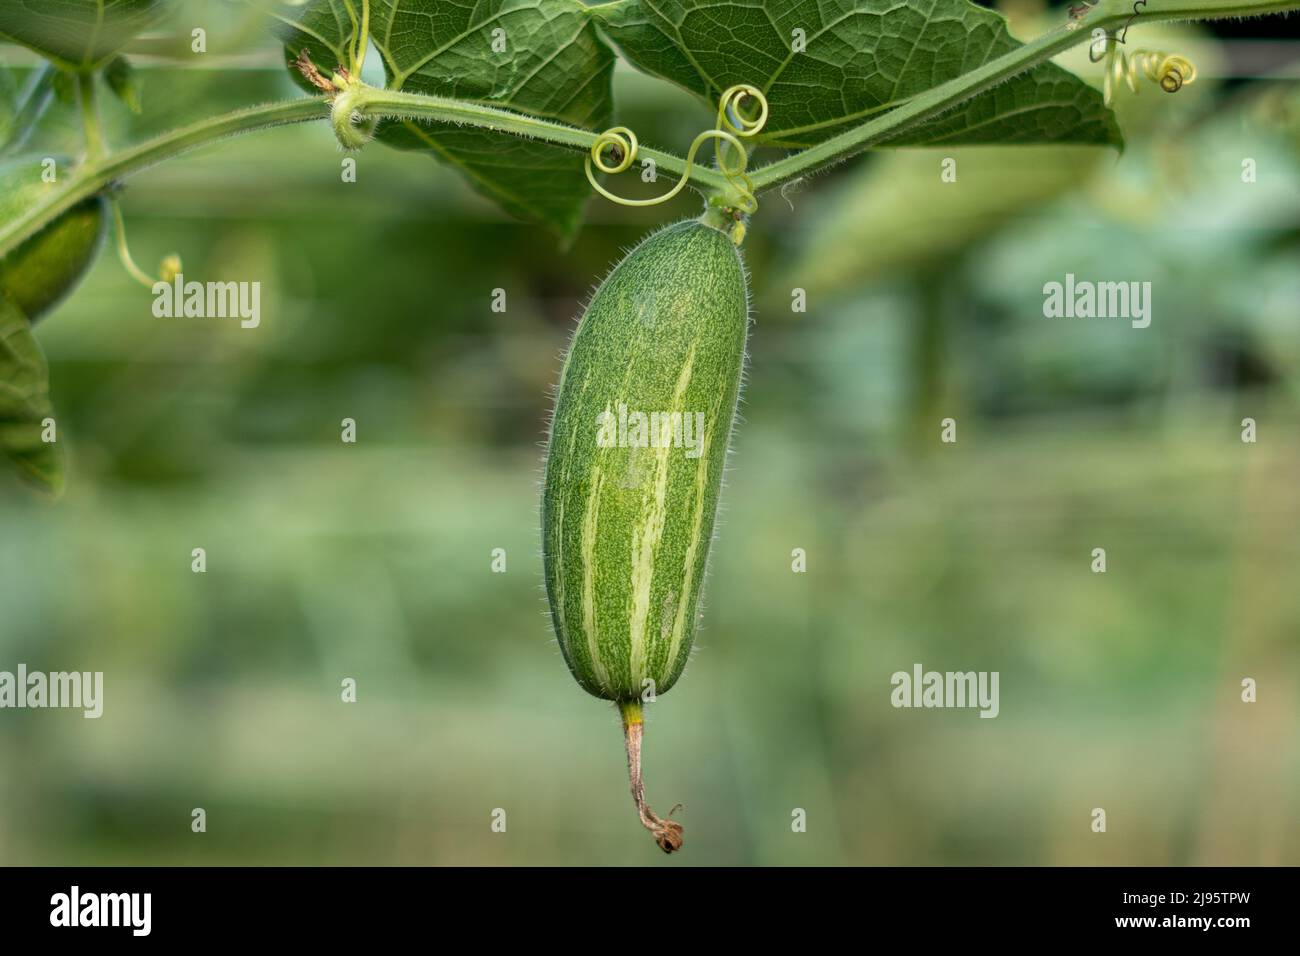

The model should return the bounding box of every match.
[1,1,1298,864]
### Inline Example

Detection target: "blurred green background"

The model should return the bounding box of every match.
[1,2,1298,865]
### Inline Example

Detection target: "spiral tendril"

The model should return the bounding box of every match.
[111,198,182,289]
[1089,31,1197,107]
[585,84,769,214]
[330,83,378,150]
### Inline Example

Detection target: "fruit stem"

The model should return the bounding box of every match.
[698,204,733,233]
[618,699,684,854]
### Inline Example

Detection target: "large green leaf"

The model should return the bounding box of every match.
[591,0,1120,148]
[272,0,615,239]
[0,0,171,72]
[0,297,62,494]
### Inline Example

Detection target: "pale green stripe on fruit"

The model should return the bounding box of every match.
[667,405,714,676]
[580,465,611,693]
[628,344,697,688]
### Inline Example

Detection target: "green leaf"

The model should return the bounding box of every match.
[0,0,172,73]
[104,54,143,113]
[592,0,1120,148]
[271,0,615,239]
[0,296,63,494]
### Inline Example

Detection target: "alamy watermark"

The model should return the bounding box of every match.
[891,663,999,718]
[596,404,706,458]
[0,665,103,718]
[50,886,150,936]
[152,273,260,329]
[1042,273,1151,328]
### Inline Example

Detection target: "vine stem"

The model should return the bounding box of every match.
[0,91,720,260]
[355,0,371,77]
[76,73,105,160]
[619,699,684,853]
[0,98,325,259]
[346,84,729,192]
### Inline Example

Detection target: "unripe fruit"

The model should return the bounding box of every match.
[541,217,749,851]
[544,218,747,699]
[0,156,108,322]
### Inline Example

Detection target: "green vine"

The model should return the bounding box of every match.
[75,71,105,160]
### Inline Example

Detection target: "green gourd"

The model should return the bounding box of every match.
[0,156,107,322]
[541,216,748,852]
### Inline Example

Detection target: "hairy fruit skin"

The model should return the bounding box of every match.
[0,156,108,322]
[542,219,748,702]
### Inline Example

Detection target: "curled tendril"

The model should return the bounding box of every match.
[1090,33,1197,107]
[1136,52,1197,93]
[110,198,182,289]
[330,83,378,150]
[585,84,769,214]
[293,50,378,150]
